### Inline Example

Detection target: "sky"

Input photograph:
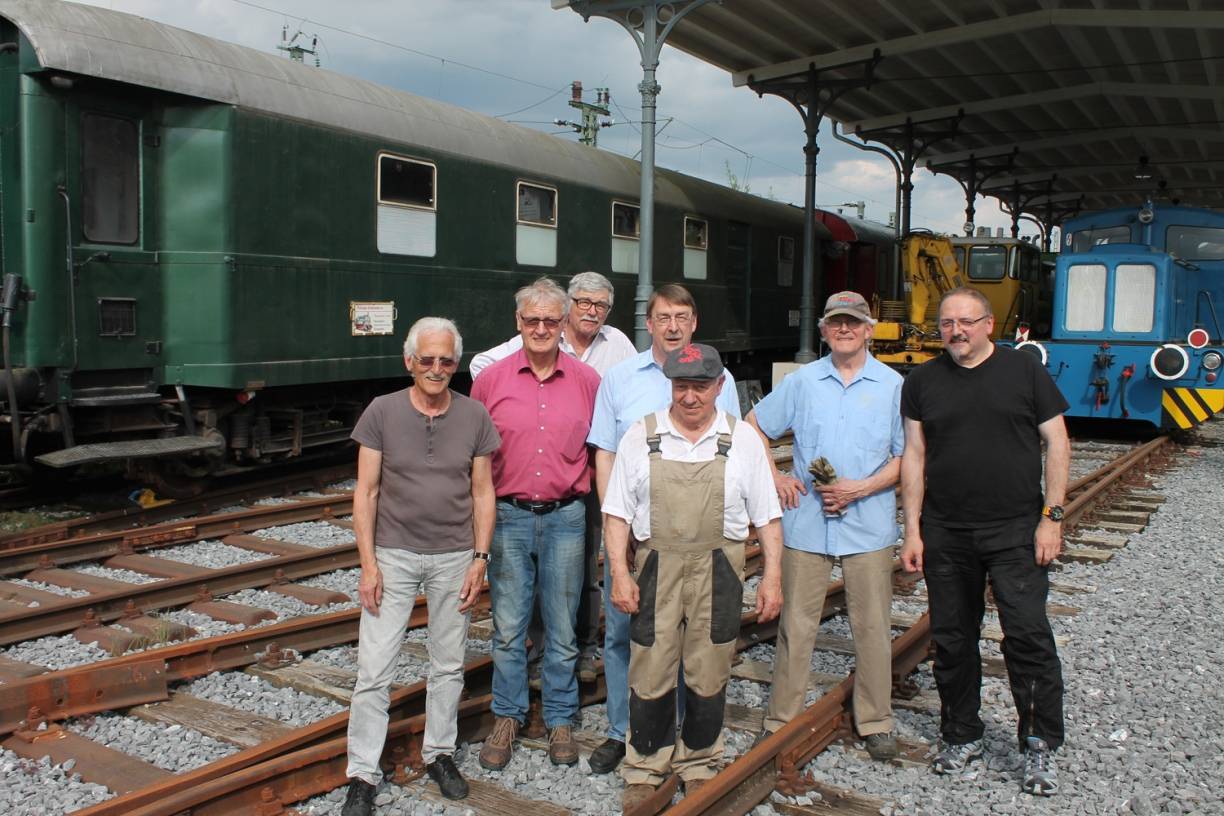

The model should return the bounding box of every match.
[71,0,1032,237]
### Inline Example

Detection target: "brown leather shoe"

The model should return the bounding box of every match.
[622,783,656,811]
[478,716,519,770]
[548,724,579,766]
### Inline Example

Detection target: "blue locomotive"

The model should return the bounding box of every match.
[1014,202,1224,430]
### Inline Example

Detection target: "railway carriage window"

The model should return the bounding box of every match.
[516,181,557,266]
[1064,263,1107,332]
[81,114,139,244]
[1166,226,1224,261]
[611,202,640,274]
[376,153,436,257]
[517,182,557,227]
[778,236,795,286]
[1113,264,1156,333]
[1070,226,1130,253]
[966,245,1006,280]
[683,216,708,280]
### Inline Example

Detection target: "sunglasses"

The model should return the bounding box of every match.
[520,315,563,330]
[414,355,458,369]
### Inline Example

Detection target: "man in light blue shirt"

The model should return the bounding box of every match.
[747,290,903,760]
[586,283,741,775]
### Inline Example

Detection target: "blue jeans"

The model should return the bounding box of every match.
[489,499,585,728]
[603,555,631,741]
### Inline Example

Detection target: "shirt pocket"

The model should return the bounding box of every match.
[560,417,593,464]
[854,414,890,456]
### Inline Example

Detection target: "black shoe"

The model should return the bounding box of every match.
[588,738,626,774]
[340,778,376,816]
[426,754,470,800]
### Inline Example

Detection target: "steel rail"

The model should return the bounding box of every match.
[641,614,932,816]
[1064,435,1170,527]
[0,492,354,576]
[0,462,355,551]
[0,538,360,646]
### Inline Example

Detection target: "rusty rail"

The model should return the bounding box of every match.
[0,462,356,551]
[0,493,355,577]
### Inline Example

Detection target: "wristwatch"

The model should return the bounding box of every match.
[1041,505,1065,522]
[472,551,491,562]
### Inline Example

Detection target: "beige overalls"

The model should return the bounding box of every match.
[623,413,745,786]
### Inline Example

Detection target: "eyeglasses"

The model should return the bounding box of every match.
[520,314,563,330]
[414,355,458,370]
[573,298,611,314]
[824,316,865,329]
[938,315,991,330]
[650,312,693,327]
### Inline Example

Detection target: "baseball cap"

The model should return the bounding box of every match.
[822,290,873,322]
[662,343,723,380]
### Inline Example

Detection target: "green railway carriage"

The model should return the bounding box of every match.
[0,0,815,487]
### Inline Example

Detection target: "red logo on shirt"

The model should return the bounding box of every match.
[678,344,702,364]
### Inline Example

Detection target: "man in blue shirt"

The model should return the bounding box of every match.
[748,290,903,760]
[586,283,741,774]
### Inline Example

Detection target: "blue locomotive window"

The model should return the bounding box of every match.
[378,155,435,210]
[1167,226,1224,261]
[81,113,139,244]
[966,246,1006,280]
[1064,264,1107,331]
[1113,264,1156,333]
[1070,226,1130,252]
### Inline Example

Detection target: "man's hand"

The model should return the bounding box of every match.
[756,572,782,623]
[458,559,487,613]
[1034,518,1062,566]
[814,479,865,514]
[611,570,639,615]
[774,473,807,510]
[900,533,924,573]
[358,566,383,614]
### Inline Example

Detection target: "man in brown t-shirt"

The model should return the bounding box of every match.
[341,317,500,815]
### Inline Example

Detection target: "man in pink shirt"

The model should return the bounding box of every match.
[470,277,601,771]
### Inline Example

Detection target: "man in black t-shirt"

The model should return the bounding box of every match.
[900,288,1070,797]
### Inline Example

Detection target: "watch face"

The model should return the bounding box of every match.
[1046,506,1064,521]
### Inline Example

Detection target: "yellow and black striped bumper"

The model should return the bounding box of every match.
[1161,387,1224,429]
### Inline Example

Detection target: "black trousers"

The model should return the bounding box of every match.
[923,518,1065,751]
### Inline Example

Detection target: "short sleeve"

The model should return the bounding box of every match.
[736,425,783,527]
[473,403,502,457]
[900,368,923,421]
[587,376,619,451]
[351,397,384,450]
[1030,356,1070,423]
[752,372,797,440]
[601,421,644,522]
[888,378,905,456]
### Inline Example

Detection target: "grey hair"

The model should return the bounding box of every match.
[938,286,994,317]
[568,271,614,305]
[403,316,463,359]
[515,277,568,314]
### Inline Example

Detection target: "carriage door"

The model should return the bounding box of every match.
[726,220,751,334]
[73,108,162,374]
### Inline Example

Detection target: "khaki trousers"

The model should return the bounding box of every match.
[624,542,745,785]
[764,545,894,736]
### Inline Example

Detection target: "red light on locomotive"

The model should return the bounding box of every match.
[1187,328,1210,349]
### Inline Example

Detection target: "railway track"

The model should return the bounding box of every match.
[0,435,1180,815]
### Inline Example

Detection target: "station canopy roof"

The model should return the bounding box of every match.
[624,1,1224,218]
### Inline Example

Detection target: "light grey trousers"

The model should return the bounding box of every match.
[346,547,471,783]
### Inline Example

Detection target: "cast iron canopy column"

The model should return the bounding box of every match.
[855,112,963,238]
[926,148,1019,237]
[560,0,714,350]
[745,53,881,364]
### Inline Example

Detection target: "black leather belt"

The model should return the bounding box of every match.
[500,495,582,514]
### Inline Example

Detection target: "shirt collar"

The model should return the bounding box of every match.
[814,353,882,384]
[510,347,568,379]
[654,408,731,444]
[633,348,660,371]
